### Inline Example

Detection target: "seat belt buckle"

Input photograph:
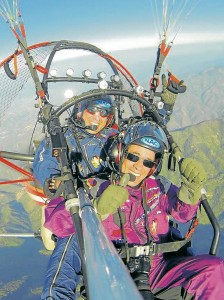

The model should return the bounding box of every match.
[152,243,158,255]
[134,244,155,257]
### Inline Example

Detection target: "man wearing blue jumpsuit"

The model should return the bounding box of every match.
[32,96,117,299]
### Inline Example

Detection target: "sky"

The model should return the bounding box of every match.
[0,0,224,84]
[0,0,224,144]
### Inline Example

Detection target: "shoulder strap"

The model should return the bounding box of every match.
[114,208,131,262]
[114,209,126,229]
[142,184,153,244]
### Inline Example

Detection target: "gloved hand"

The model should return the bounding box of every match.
[161,74,186,107]
[95,173,130,216]
[178,158,207,205]
[96,185,128,215]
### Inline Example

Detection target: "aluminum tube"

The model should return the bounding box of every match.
[0,233,36,237]
[201,196,220,255]
[0,151,34,162]
[78,188,143,300]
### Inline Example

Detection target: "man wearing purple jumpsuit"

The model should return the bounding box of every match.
[95,120,224,299]
[44,120,224,299]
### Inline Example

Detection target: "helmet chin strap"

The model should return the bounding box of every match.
[147,158,160,177]
[106,114,114,127]
[74,117,98,131]
[85,124,98,131]
[85,116,113,132]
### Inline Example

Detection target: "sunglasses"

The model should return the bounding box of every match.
[86,106,110,117]
[126,152,155,168]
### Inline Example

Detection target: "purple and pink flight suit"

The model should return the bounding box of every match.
[42,175,224,299]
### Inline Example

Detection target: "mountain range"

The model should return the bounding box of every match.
[168,67,224,130]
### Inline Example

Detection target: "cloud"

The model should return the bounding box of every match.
[96,32,224,50]
[175,32,224,45]
[53,32,224,61]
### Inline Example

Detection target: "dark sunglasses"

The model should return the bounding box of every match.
[86,106,110,117]
[126,152,155,168]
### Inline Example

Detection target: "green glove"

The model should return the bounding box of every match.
[95,173,130,216]
[96,184,128,216]
[161,74,186,107]
[178,158,207,205]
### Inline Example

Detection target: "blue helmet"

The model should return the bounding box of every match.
[122,120,169,156]
[107,120,169,174]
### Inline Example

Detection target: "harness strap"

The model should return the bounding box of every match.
[71,126,95,174]
[114,209,126,228]
[127,238,191,258]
